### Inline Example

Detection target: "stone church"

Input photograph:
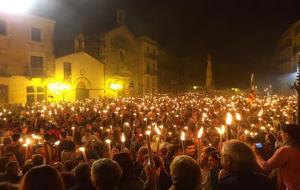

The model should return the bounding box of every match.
[78,10,158,96]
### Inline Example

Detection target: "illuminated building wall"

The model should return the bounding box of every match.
[54,52,105,101]
[277,19,300,74]
[0,12,55,104]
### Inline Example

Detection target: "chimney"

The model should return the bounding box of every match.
[116,9,125,25]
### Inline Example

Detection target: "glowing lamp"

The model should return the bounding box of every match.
[110,83,123,90]
[0,0,35,14]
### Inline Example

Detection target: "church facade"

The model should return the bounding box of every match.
[83,10,158,96]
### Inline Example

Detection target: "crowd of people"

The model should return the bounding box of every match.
[0,92,298,190]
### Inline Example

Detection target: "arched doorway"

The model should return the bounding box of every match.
[76,81,89,100]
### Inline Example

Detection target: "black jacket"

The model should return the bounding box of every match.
[217,171,276,190]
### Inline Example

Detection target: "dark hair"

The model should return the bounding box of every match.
[184,140,194,148]
[43,134,51,141]
[203,146,217,154]
[281,124,300,147]
[113,152,134,178]
[73,163,91,183]
[60,132,67,139]
[19,165,64,190]
[208,151,220,162]
[11,134,20,142]
[32,154,44,166]
[22,164,34,175]
[60,172,76,190]
[5,161,19,174]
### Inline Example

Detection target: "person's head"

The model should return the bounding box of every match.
[73,163,91,184]
[184,140,196,157]
[60,132,67,139]
[91,158,122,190]
[60,172,76,190]
[11,134,20,143]
[207,151,221,170]
[167,144,182,161]
[280,124,300,146]
[21,126,28,134]
[199,147,216,168]
[221,140,257,172]
[22,163,34,175]
[136,146,148,164]
[5,161,19,176]
[113,152,134,178]
[32,154,44,166]
[43,134,51,142]
[170,155,201,190]
[52,162,66,173]
[19,165,64,190]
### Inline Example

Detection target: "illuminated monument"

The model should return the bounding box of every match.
[205,54,214,90]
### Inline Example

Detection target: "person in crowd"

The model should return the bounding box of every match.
[255,124,300,190]
[69,163,95,190]
[169,155,201,190]
[91,158,122,190]
[134,146,148,177]
[5,134,24,167]
[60,172,76,189]
[217,140,275,190]
[52,162,66,173]
[207,151,221,190]
[0,161,21,184]
[19,165,64,190]
[199,147,217,190]
[43,133,56,164]
[183,140,196,158]
[113,152,144,190]
[31,154,44,167]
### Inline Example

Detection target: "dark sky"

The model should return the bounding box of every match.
[32,0,300,89]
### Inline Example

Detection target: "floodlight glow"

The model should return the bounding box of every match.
[0,0,35,14]
[109,83,123,90]
[48,82,71,94]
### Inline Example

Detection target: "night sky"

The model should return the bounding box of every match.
[32,0,300,89]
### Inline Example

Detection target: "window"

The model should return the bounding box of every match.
[37,87,45,102]
[30,56,44,76]
[31,56,43,69]
[26,86,45,104]
[0,20,6,35]
[31,27,41,42]
[26,86,35,105]
[63,62,72,81]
